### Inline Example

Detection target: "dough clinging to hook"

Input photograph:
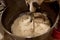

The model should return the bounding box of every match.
[25,0,44,12]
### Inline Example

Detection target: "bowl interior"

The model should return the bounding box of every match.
[1,0,59,34]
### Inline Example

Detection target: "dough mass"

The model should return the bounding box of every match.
[11,12,51,38]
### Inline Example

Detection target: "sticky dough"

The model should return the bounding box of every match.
[11,13,51,38]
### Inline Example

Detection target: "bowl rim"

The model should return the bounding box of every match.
[0,13,59,38]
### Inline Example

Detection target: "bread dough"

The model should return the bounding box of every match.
[11,12,51,38]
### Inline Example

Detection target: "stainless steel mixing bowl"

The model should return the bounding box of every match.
[0,0,59,40]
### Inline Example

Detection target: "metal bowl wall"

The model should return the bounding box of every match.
[1,0,59,40]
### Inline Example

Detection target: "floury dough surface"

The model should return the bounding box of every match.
[11,12,51,38]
